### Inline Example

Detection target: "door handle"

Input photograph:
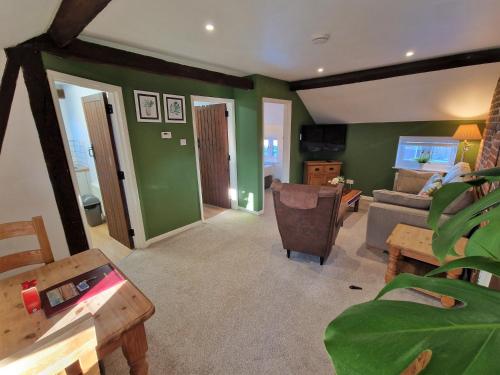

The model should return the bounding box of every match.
[88,146,95,158]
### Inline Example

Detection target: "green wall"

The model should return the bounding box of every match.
[307,120,485,196]
[234,75,315,211]
[42,55,313,236]
[43,53,234,239]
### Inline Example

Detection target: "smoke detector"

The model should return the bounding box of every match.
[311,33,330,45]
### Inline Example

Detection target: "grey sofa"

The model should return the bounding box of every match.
[366,166,474,251]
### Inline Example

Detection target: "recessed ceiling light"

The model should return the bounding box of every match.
[317,67,324,73]
[405,50,415,57]
[205,23,215,32]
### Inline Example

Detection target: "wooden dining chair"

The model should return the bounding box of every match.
[0,313,100,375]
[0,216,54,273]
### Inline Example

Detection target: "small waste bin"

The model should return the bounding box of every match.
[82,194,103,227]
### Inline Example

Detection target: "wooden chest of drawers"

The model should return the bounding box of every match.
[303,160,342,186]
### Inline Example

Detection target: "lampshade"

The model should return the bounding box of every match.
[453,124,482,141]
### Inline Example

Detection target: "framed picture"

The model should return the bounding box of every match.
[163,94,186,123]
[134,90,161,123]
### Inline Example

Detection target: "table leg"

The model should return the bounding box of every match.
[385,246,401,283]
[441,268,462,308]
[353,199,360,212]
[122,323,149,375]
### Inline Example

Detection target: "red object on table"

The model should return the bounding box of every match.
[21,279,41,314]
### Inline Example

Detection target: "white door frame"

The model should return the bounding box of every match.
[190,96,238,221]
[262,97,292,212]
[46,70,147,249]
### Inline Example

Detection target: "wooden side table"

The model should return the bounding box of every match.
[385,224,467,308]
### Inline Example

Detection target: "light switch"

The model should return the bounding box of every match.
[180,138,187,146]
[346,179,354,185]
[161,131,172,139]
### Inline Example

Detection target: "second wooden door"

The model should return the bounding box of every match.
[195,104,231,209]
[82,93,134,249]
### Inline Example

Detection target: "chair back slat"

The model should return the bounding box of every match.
[0,216,54,273]
[0,221,36,240]
[0,250,46,273]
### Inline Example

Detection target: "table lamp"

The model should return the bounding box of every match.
[453,124,482,162]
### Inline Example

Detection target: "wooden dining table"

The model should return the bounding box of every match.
[0,248,155,375]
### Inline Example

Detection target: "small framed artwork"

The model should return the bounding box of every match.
[134,90,161,123]
[163,94,186,123]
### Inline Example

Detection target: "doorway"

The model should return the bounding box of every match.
[262,98,292,211]
[47,71,146,258]
[191,96,238,221]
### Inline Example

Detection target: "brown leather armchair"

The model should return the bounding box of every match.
[271,181,343,265]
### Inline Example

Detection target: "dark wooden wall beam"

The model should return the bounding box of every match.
[289,48,500,91]
[25,35,254,90]
[48,0,112,47]
[0,49,22,154]
[21,48,89,254]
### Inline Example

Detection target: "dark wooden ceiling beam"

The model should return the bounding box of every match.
[289,48,500,91]
[48,0,112,47]
[23,35,254,90]
[0,49,22,154]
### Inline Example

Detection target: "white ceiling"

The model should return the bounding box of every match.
[298,63,500,123]
[82,0,500,81]
[0,0,60,49]
[1,0,499,122]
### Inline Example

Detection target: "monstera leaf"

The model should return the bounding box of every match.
[324,168,500,374]
[428,167,500,261]
[324,269,500,374]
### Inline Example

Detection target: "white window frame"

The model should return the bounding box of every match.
[394,136,459,172]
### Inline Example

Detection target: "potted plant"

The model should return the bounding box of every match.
[324,167,500,374]
[415,150,431,167]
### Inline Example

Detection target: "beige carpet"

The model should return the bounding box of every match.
[104,191,432,374]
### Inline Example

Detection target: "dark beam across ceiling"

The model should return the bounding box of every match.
[289,48,500,91]
[24,35,254,90]
[48,0,113,47]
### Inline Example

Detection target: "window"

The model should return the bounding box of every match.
[263,138,279,164]
[394,136,459,172]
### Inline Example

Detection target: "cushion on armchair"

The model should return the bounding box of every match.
[373,189,432,209]
[394,169,436,194]
[443,162,472,184]
[418,173,443,196]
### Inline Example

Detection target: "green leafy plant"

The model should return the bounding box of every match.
[415,151,431,164]
[324,167,500,374]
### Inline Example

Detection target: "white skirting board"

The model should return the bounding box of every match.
[238,207,264,215]
[143,220,203,248]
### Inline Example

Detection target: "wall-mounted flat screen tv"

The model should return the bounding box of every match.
[300,124,347,152]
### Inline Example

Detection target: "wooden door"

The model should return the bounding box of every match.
[195,104,231,209]
[82,93,134,248]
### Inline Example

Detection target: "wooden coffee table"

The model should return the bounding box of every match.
[341,189,362,212]
[386,224,467,307]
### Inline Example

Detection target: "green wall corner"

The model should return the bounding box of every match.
[43,53,234,239]
[308,120,485,196]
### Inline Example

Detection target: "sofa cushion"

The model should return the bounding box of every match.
[394,169,436,194]
[373,189,432,209]
[443,162,471,184]
[418,173,443,196]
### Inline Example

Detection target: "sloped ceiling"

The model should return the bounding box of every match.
[298,63,500,123]
[0,0,60,49]
[1,0,499,122]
